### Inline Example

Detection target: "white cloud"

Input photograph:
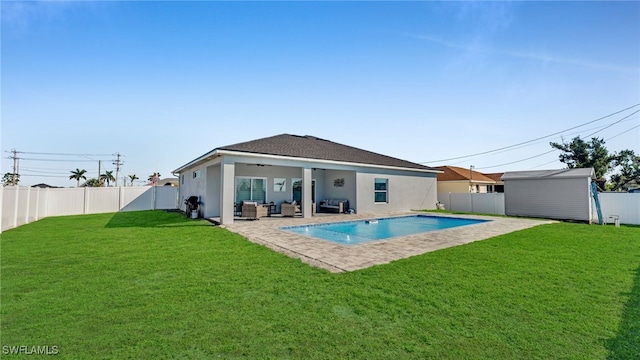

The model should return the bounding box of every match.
[412,34,639,74]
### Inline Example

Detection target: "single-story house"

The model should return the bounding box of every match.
[172,134,442,224]
[483,172,505,193]
[502,168,595,222]
[145,177,179,187]
[434,166,499,193]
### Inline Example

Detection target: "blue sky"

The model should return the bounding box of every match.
[2,1,639,187]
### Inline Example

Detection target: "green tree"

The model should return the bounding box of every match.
[550,137,639,191]
[128,174,139,186]
[100,171,115,187]
[609,149,640,191]
[83,178,104,187]
[2,173,19,186]
[550,137,613,179]
[69,168,87,187]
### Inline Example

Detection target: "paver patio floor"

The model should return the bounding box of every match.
[219,212,554,273]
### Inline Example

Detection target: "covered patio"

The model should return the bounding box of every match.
[173,134,440,225]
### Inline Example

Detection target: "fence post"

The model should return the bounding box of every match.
[118,186,123,211]
[13,186,19,229]
[34,187,40,221]
[83,186,88,214]
[0,186,3,233]
[25,186,31,225]
[152,186,157,210]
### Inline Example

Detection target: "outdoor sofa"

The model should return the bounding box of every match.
[319,199,349,213]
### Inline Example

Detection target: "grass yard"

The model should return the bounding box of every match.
[1,210,638,359]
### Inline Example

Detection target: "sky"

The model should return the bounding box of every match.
[2,1,639,187]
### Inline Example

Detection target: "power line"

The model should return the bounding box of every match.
[19,158,112,162]
[444,120,637,168]
[420,103,640,164]
[476,122,640,170]
[582,109,639,138]
[606,124,640,141]
[19,151,113,157]
[531,158,561,169]
[476,150,558,170]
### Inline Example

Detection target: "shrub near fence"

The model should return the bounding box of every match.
[1,186,178,232]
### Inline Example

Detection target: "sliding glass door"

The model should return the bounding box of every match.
[235,177,266,204]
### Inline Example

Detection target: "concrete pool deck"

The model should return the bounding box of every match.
[219,212,554,273]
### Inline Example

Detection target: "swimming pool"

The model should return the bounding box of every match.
[281,215,489,245]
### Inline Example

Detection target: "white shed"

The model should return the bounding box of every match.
[502,168,595,222]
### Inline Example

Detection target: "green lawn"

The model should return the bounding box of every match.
[1,210,638,359]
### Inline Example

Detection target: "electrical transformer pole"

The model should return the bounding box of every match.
[113,153,123,187]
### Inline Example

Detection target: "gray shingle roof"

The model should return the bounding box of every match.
[213,134,437,171]
[502,168,595,180]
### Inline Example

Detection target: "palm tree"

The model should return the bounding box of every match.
[148,172,161,182]
[69,168,87,187]
[128,174,139,186]
[100,170,115,187]
[148,172,161,185]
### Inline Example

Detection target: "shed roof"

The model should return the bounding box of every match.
[502,168,595,180]
[175,134,439,173]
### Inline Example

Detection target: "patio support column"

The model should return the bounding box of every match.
[302,166,312,219]
[220,161,235,225]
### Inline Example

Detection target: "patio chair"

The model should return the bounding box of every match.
[281,201,300,217]
[241,201,268,220]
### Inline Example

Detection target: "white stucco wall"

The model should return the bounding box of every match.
[321,170,356,205]
[356,171,438,214]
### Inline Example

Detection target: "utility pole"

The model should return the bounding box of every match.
[11,149,18,185]
[113,152,123,187]
[4,149,21,185]
[98,160,101,181]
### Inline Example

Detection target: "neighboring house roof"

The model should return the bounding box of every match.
[175,134,439,173]
[145,177,179,186]
[502,168,595,180]
[31,183,61,188]
[483,173,505,182]
[434,166,496,183]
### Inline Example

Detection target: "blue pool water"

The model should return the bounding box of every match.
[281,215,489,245]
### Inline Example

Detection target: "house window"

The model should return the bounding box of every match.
[235,177,266,204]
[193,170,200,179]
[374,178,388,203]
[487,185,494,193]
[181,175,184,185]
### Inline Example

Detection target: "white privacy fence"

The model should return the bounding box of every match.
[438,192,639,225]
[438,193,506,216]
[595,193,640,225]
[1,186,178,232]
